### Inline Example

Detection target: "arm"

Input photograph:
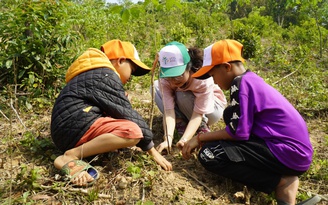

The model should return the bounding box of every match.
[156,109,176,153]
[92,69,154,150]
[224,72,253,139]
[176,111,202,149]
[147,147,172,171]
[165,109,176,139]
[181,129,234,160]
[199,129,235,141]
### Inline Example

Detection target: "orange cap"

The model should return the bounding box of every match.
[192,39,244,78]
[101,40,151,76]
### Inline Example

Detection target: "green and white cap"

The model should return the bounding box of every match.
[159,41,190,78]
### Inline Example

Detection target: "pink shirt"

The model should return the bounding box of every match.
[160,77,227,114]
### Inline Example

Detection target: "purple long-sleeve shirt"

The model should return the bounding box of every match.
[224,70,313,171]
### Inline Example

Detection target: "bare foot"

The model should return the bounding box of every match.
[275,176,299,205]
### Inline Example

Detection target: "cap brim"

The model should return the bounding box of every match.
[130,59,151,76]
[191,65,214,79]
[194,73,211,79]
[159,64,186,78]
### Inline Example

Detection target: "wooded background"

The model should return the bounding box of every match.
[1,0,327,116]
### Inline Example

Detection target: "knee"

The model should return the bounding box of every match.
[126,138,141,147]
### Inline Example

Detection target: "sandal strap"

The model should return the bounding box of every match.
[61,160,98,180]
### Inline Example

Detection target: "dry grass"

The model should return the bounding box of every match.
[0,89,327,205]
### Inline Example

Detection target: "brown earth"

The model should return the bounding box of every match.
[0,90,327,205]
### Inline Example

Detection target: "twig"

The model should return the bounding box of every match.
[150,52,171,153]
[9,98,13,205]
[10,99,26,130]
[141,183,145,202]
[243,186,251,205]
[298,187,328,201]
[87,155,99,164]
[182,169,217,197]
[149,54,159,130]
[273,58,306,85]
[40,185,111,198]
[14,92,32,96]
[158,66,171,154]
[0,109,9,121]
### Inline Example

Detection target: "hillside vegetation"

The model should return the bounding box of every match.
[0,0,327,204]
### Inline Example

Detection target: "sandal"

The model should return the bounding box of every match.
[61,159,99,187]
[277,195,322,205]
[296,195,322,205]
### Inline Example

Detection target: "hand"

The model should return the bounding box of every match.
[181,137,199,160]
[148,147,173,171]
[176,138,187,150]
[156,135,173,154]
[130,146,142,152]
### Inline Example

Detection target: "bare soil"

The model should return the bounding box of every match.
[0,90,327,205]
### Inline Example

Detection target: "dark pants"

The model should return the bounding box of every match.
[197,137,305,194]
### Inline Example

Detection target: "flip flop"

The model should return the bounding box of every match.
[61,159,99,187]
[296,195,322,205]
[278,195,322,205]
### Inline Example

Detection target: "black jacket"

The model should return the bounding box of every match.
[51,68,154,152]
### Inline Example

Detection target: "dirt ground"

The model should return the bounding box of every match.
[0,90,327,205]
